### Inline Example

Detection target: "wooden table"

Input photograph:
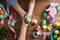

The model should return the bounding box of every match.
[0,0,60,40]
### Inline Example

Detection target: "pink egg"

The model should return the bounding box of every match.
[1,20,4,25]
[0,8,2,10]
[36,25,41,31]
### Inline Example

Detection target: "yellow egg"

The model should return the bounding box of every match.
[42,25,47,29]
[54,30,59,34]
[31,19,38,24]
[56,22,60,27]
[57,37,60,40]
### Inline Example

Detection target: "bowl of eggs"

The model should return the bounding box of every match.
[50,27,60,40]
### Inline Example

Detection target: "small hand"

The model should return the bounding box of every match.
[22,13,33,27]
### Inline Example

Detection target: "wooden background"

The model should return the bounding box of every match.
[0,0,60,40]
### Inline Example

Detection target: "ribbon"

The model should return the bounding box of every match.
[7,4,17,40]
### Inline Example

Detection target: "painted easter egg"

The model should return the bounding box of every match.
[57,37,60,40]
[10,22,15,27]
[43,12,48,17]
[56,22,60,27]
[42,20,47,25]
[0,20,4,25]
[53,34,58,39]
[54,30,59,34]
[25,17,31,23]
[36,25,40,31]
[50,17,54,22]
[47,15,51,19]
[0,8,2,10]
[0,10,4,15]
[56,6,60,11]
[31,19,38,25]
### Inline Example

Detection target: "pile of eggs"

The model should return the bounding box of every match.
[52,29,60,40]
[42,11,54,31]
[53,30,60,40]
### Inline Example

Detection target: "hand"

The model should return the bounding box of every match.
[21,12,27,18]
[22,13,34,27]
[25,13,33,21]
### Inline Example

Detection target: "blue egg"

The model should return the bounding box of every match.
[50,17,54,22]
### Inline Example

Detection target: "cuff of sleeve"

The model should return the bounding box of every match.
[6,0,18,6]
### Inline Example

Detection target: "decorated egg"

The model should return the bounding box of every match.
[42,25,47,29]
[54,30,59,34]
[10,22,15,27]
[0,20,4,25]
[43,12,48,17]
[56,22,60,27]
[57,37,60,40]
[31,19,38,25]
[42,20,47,25]
[36,25,40,31]
[53,34,58,39]
[56,6,60,11]
[0,10,4,15]
[50,17,54,22]
[25,17,31,23]
[0,8,2,10]
[47,15,50,19]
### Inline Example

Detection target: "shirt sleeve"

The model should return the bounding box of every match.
[6,0,18,6]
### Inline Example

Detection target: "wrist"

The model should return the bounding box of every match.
[21,24,27,28]
[28,12,32,15]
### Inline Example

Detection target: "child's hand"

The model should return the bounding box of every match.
[25,13,33,21]
[22,13,33,27]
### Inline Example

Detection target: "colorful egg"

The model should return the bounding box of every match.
[31,19,38,24]
[54,30,59,34]
[42,20,46,25]
[0,8,2,10]
[56,22,60,27]
[1,20,4,25]
[50,17,54,22]
[36,25,40,31]
[53,34,58,39]
[42,25,47,29]
[57,37,60,40]
[10,22,15,27]
[0,10,4,15]
[25,17,31,23]
[56,6,60,11]
[47,15,50,19]
[43,12,48,17]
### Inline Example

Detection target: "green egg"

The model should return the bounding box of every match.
[10,22,15,27]
[25,17,31,23]
[56,6,60,12]
[42,20,47,25]
[43,12,48,17]
[53,34,58,40]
